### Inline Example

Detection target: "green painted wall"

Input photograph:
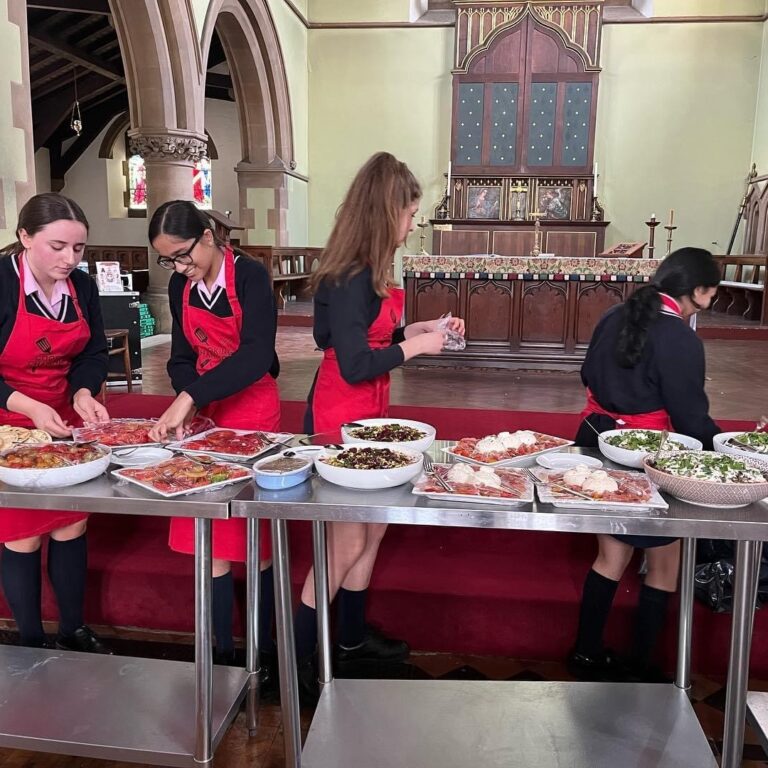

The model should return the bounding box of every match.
[308,27,453,248]
[308,0,411,23]
[752,21,768,174]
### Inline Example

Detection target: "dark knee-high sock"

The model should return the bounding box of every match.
[212,571,234,655]
[336,587,367,648]
[632,584,671,668]
[47,534,87,637]
[259,566,276,654]
[2,546,45,646]
[574,569,620,657]
[294,602,317,660]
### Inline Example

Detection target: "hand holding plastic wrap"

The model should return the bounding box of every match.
[437,313,466,352]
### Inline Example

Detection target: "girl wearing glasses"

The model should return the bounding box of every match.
[148,201,279,669]
[0,193,110,653]
[295,153,464,700]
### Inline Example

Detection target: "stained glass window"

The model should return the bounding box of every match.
[126,145,212,212]
[192,157,212,209]
[128,154,147,210]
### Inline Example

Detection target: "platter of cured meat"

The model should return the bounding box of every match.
[412,462,533,505]
[112,455,251,497]
[166,428,293,461]
[531,464,668,511]
[444,430,573,467]
[0,442,111,488]
[73,416,214,449]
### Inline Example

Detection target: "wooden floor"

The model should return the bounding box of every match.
[133,327,768,421]
[4,330,768,767]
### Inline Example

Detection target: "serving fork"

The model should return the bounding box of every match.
[423,453,453,492]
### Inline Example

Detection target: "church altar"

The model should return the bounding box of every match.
[402,254,661,370]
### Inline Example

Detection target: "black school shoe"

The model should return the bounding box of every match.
[566,648,626,682]
[335,625,410,664]
[55,625,112,655]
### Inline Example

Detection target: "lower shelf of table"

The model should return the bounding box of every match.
[303,679,716,768]
[747,691,768,756]
[0,646,249,767]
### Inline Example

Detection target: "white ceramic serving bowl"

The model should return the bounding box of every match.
[713,432,768,462]
[598,429,703,469]
[110,447,174,468]
[253,449,315,490]
[314,442,424,490]
[340,419,436,454]
[643,450,768,508]
[0,442,112,489]
[536,452,603,470]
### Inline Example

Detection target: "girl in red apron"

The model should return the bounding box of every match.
[570,248,721,682]
[294,153,465,698]
[0,193,110,653]
[147,201,279,667]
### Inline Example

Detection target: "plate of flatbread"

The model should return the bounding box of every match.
[0,426,52,452]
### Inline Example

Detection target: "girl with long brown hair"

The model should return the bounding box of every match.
[296,152,465,698]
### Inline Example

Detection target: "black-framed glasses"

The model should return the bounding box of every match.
[156,235,201,270]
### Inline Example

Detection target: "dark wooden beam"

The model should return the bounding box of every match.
[29,31,123,82]
[27,0,111,15]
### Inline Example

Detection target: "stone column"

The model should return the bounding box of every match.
[0,0,35,243]
[236,162,308,247]
[128,129,207,332]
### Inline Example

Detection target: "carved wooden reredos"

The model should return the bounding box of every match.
[449,1,604,222]
[743,175,768,256]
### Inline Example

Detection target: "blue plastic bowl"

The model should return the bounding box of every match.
[253,449,315,490]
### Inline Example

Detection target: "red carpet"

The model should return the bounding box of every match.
[0,393,761,675]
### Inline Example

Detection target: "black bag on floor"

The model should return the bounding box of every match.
[695,539,768,613]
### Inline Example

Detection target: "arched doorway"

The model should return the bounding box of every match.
[201,0,295,246]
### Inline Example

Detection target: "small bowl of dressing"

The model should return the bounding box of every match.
[253,448,316,490]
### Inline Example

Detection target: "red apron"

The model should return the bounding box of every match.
[311,287,405,434]
[169,249,279,562]
[0,256,91,541]
[579,293,682,431]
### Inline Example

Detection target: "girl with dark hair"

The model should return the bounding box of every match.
[569,247,722,681]
[296,153,465,697]
[0,193,110,653]
[147,200,278,669]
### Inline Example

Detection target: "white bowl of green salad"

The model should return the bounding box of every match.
[598,429,702,469]
[644,451,768,507]
[714,431,768,461]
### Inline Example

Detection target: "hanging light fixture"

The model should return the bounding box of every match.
[70,68,83,137]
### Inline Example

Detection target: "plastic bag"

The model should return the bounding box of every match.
[437,312,466,352]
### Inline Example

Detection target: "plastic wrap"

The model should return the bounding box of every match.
[437,312,467,351]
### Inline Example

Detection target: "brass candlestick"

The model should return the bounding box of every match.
[529,210,545,256]
[645,214,660,259]
[510,181,527,221]
[417,215,429,255]
[664,209,676,255]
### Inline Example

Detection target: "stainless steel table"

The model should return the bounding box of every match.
[0,475,260,767]
[231,444,768,768]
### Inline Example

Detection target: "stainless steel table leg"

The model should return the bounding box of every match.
[313,520,333,686]
[675,537,696,691]
[194,518,213,767]
[273,518,302,768]
[722,539,762,768]
[246,517,261,737]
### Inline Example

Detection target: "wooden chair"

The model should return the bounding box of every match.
[711,255,767,323]
[100,329,132,404]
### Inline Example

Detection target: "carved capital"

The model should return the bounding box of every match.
[128,130,208,162]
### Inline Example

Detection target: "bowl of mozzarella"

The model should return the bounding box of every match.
[442,461,508,491]
[560,464,621,495]
[643,450,768,507]
[598,429,702,469]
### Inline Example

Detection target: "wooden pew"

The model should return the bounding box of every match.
[239,245,323,309]
[711,254,767,324]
